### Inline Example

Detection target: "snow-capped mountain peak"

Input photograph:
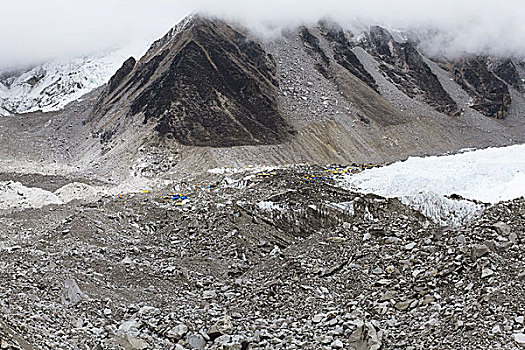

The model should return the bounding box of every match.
[0,47,144,116]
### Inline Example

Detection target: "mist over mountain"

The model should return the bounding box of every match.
[1,0,524,70]
[195,0,525,59]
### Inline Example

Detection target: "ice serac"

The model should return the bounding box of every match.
[453,57,511,119]
[96,15,294,147]
[361,26,460,116]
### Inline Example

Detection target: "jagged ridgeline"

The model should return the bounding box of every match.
[91,15,525,152]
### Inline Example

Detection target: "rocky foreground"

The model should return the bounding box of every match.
[0,166,524,349]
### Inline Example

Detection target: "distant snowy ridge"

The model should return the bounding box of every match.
[0,46,144,116]
[340,145,525,226]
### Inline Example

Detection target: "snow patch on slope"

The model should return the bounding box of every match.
[54,182,102,203]
[0,45,145,116]
[0,173,171,211]
[0,181,62,210]
[341,145,525,226]
[0,181,104,210]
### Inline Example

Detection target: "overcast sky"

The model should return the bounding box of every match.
[1,0,524,70]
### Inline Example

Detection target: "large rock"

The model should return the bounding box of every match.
[167,323,188,340]
[471,244,490,261]
[492,221,511,236]
[63,278,89,305]
[187,334,206,349]
[207,316,233,340]
[348,322,382,350]
[513,333,525,347]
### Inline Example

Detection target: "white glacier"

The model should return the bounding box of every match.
[0,45,146,116]
[340,145,525,226]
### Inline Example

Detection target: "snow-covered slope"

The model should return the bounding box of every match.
[340,145,525,226]
[0,47,143,116]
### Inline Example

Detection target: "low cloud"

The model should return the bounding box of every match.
[0,0,192,70]
[1,0,524,70]
[195,0,525,59]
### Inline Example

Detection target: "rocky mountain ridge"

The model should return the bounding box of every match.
[2,16,523,129]
[94,16,294,147]
[91,16,525,147]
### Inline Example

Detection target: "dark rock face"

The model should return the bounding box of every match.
[91,16,523,151]
[26,73,45,87]
[298,24,378,92]
[298,27,333,79]
[454,57,511,119]
[490,59,524,92]
[96,50,169,116]
[107,57,136,94]
[318,24,379,93]
[98,16,294,147]
[362,27,460,116]
[299,27,330,65]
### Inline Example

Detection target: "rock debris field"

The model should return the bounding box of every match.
[0,165,524,349]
